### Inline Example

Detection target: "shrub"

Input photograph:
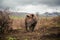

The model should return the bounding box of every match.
[0,10,11,34]
[52,16,60,27]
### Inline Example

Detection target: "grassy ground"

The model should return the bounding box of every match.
[10,16,23,19]
[1,27,60,40]
[0,16,60,40]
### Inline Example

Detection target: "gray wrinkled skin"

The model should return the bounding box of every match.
[25,14,37,32]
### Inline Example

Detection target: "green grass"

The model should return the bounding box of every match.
[10,16,23,19]
[6,36,17,40]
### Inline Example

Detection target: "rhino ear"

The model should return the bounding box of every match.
[26,15,29,17]
[31,14,34,17]
[0,11,2,14]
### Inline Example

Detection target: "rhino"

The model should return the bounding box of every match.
[25,14,38,32]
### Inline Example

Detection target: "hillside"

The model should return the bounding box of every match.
[9,12,60,17]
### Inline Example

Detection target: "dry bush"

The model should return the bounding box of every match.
[41,16,60,28]
[52,16,60,25]
[49,16,60,27]
[0,10,12,34]
[35,16,60,30]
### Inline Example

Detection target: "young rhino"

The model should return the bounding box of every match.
[25,14,38,32]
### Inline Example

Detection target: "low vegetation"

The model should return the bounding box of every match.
[0,11,60,40]
[0,11,12,34]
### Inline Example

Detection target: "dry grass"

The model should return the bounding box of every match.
[0,16,60,40]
